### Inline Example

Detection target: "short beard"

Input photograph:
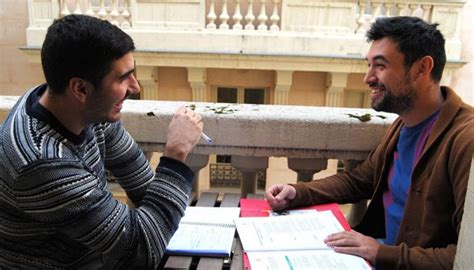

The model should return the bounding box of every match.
[373,90,414,114]
[372,73,416,115]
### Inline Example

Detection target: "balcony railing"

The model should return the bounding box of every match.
[0,96,397,196]
[25,0,466,60]
[29,0,466,34]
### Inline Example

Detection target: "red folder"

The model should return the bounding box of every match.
[239,198,351,270]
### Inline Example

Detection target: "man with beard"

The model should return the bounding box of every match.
[265,16,473,269]
[0,15,203,269]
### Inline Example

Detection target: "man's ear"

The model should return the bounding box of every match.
[69,77,91,103]
[415,56,434,80]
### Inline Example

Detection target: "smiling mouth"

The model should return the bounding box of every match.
[115,101,124,111]
[369,83,385,96]
[370,88,386,104]
[371,89,384,95]
[115,95,129,111]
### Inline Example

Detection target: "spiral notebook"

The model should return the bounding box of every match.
[166,206,240,257]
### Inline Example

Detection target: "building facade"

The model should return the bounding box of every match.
[1,1,474,267]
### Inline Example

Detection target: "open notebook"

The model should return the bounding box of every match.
[236,199,372,270]
[166,206,240,257]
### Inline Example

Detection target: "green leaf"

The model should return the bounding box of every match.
[347,113,371,122]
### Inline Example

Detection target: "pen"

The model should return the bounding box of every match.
[201,132,214,144]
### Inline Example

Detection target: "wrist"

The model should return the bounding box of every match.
[163,143,188,162]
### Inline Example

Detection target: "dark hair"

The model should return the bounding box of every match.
[41,15,135,94]
[366,16,446,82]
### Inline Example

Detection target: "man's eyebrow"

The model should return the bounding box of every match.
[118,69,135,80]
[366,55,389,63]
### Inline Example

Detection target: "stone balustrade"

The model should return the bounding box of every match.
[25,0,465,61]
[29,0,466,34]
[0,95,397,197]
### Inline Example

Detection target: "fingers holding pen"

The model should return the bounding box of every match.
[164,106,203,162]
[181,106,203,124]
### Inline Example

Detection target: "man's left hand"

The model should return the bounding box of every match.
[324,230,380,265]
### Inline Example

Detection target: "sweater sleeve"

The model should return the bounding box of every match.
[12,121,194,269]
[288,144,382,209]
[102,121,193,205]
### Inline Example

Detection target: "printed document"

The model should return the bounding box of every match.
[247,250,371,270]
[236,210,371,269]
[236,210,343,251]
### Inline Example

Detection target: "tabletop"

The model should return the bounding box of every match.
[158,192,263,270]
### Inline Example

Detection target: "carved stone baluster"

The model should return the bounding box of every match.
[60,0,71,17]
[121,0,131,28]
[245,0,255,30]
[343,160,368,227]
[220,0,230,29]
[233,0,243,30]
[207,0,217,29]
[73,0,82,15]
[269,0,280,31]
[98,0,107,19]
[185,154,210,193]
[231,156,268,198]
[370,2,383,24]
[385,3,393,17]
[421,5,432,22]
[110,0,120,25]
[410,4,422,18]
[287,158,328,182]
[397,3,409,16]
[85,0,95,17]
[356,2,367,34]
[257,0,268,31]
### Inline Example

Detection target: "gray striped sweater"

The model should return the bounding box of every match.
[0,84,194,269]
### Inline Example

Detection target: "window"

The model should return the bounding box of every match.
[216,87,266,104]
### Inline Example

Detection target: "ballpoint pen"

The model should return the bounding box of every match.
[200,132,214,144]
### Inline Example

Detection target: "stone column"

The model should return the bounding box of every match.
[136,66,159,100]
[325,72,348,107]
[287,158,328,182]
[274,70,293,105]
[231,156,269,198]
[185,154,210,193]
[187,68,207,102]
[343,159,368,227]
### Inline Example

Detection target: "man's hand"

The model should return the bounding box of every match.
[324,230,380,265]
[264,184,297,211]
[163,106,203,162]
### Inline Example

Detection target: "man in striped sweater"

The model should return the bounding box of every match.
[0,15,203,269]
